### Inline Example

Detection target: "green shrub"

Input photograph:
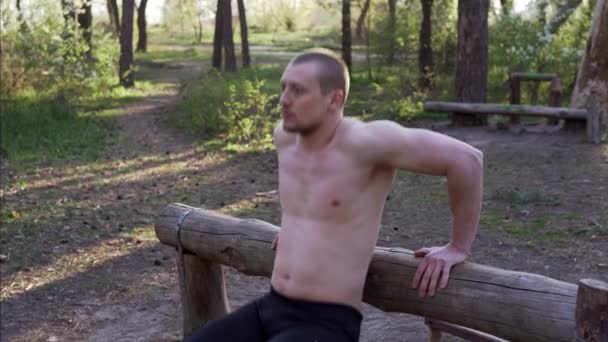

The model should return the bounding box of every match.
[175,69,280,148]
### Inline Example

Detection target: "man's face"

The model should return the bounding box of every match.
[279,62,336,135]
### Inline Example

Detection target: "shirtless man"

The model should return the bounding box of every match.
[188,49,483,342]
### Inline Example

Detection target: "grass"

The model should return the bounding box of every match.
[135,44,211,63]
[0,79,174,168]
[480,211,582,243]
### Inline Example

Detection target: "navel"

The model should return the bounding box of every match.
[331,199,340,207]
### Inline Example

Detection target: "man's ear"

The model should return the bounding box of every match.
[329,89,345,110]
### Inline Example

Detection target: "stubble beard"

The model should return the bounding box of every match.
[283,120,322,136]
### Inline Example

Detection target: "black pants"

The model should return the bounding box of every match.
[187,287,362,342]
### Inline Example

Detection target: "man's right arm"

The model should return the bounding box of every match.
[347,120,483,297]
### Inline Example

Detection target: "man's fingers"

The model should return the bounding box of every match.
[418,263,435,298]
[411,259,427,288]
[428,263,443,296]
[440,264,451,289]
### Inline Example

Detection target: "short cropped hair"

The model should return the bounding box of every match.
[289,48,350,104]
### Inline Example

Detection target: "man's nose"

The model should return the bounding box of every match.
[279,91,290,107]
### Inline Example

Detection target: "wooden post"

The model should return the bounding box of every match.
[574,278,608,341]
[547,78,562,125]
[587,107,601,144]
[509,74,521,124]
[177,252,229,339]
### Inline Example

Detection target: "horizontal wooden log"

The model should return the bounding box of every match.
[155,203,578,342]
[424,101,588,119]
[511,72,559,81]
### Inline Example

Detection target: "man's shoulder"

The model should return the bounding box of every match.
[339,118,402,149]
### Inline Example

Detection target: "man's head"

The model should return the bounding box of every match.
[279,48,350,135]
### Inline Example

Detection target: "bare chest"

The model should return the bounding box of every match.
[278,148,374,218]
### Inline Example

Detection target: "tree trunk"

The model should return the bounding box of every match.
[342,0,352,72]
[571,0,608,143]
[136,0,148,52]
[453,0,489,126]
[387,0,397,65]
[355,0,371,40]
[418,0,433,89]
[549,0,583,35]
[237,0,250,68]
[212,0,223,70]
[119,0,135,87]
[77,0,93,60]
[107,0,120,37]
[499,0,512,16]
[16,0,27,32]
[220,0,237,72]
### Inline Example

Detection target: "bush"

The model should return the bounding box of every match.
[175,69,279,148]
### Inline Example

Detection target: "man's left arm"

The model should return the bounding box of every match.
[355,120,483,297]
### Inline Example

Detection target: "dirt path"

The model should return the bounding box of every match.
[2,56,606,342]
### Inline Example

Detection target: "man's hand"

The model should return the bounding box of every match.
[271,234,279,251]
[411,243,468,298]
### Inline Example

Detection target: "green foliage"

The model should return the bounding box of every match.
[174,68,280,149]
[0,8,119,101]
[0,92,111,164]
[488,2,592,103]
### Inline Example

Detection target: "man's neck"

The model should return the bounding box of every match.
[297,114,343,152]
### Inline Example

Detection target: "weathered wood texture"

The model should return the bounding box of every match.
[424,101,588,119]
[571,0,608,144]
[177,253,229,338]
[574,279,608,341]
[155,204,579,342]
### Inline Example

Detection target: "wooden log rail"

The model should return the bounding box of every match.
[155,203,608,341]
[423,101,600,143]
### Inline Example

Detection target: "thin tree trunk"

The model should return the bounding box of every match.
[387,0,397,65]
[418,0,433,89]
[499,0,512,16]
[343,0,352,72]
[136,0,148,52]
[77,0,93,60]
[547,0,582,35]
[16,0,27,31]
[366,1,373,81]
[119,0,135,87]
[571,0,608,143]
[356,0,371,40]
[212,0,223,69]
[220,0,237,71]
[107,0,120,37]
[237,0,250,67]
[453,0,489,126]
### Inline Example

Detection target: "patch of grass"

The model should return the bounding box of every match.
[481,211,582,243]
[2,66,180,169]
[135,44,210,63]
[0,93,113,166]
[490,186,559,205]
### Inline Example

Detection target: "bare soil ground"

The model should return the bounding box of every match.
[1,59,607,342]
